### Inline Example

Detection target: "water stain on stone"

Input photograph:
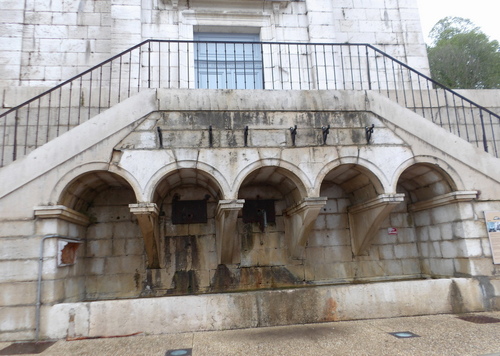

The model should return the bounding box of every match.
[210,264,237,292]
[241,224,254,253]
[171,270,199,295]
[322,297,338,321]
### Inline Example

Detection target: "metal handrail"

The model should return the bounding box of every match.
[1,39,499,167]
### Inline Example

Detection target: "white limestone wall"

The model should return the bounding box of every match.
[0,0,429,87]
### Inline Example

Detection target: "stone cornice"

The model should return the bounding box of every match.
[408,191,478,212]
[34,205,90,226]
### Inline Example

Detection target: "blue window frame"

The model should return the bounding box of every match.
[194,33,263,89]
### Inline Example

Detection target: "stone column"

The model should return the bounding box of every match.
[129,203,161,269]
[348,194,405,256]
[284,197,327,259]
[216,200,245,265]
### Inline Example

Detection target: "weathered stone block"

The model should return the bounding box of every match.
[0,282,37,306]
[0,306,34,332]
[0,259,38,283]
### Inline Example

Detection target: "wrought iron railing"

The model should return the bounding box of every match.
[1,39,499,167]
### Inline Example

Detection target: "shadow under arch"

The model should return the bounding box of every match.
[315,157,389,198]
[152,168,224,200]
[319,162,386,206]
[233,159,311,202]
[391,156,464,196]
[144,161,231,203]
[58,168,138,214]
[394,159,460,204]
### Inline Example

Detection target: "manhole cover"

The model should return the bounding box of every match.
[165,349,192,356]
[0,342,56,355]
[458,315,500,324]
[389,331,420,339]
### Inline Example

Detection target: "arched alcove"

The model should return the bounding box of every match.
[396,163,456,204]
[396,163,466,278]
[150,168,223,296]
[58,170,144,301]
[311,164,413,283]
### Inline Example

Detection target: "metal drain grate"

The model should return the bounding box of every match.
[0,342,56,355]
[458,315,500,324]
[165,349,192,356]
[389,331,420,339]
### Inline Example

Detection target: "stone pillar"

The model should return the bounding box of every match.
[129,203,161,269]
[215,200,245,265]
[348,194,405,256]
[284,197,327,259]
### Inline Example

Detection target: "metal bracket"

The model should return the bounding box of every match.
[290,125,297,146]
[209,125,213,147]
[157,127,163,148]
[322,125,330,145]
[244,126,249,147]
[365,124,374,144]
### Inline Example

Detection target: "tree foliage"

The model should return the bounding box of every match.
[427,17,500,89]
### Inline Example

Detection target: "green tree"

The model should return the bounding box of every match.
[427,17,500,89]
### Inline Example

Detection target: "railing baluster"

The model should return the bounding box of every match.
[296,44,302,90]
[461,98,470,142]
[98,66,103,114]
[331,45,337,90]
[321,44,328,90]
[158,42,161,88]
[357,45,363,90]
[365,46,372,90]
[88,72,93,122]
[13,110,18,162]
[305,44,311,89]
[340,45,346,90]
[382,55,390,97]
[138,46,142,92]
[148,42,151,89]
[108,61,113,109]
[25,103,31,155]
[348,46,355,90]
[56,87,62,136]
[46,92,52,143]
[118,56,122,103]
[128,51,132,98]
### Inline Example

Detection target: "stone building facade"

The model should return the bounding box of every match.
[1,0,500,342]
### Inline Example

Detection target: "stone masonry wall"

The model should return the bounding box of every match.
[84,187,145,300]
[0,0,428,87]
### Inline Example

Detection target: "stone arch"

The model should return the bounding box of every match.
[52,162,141,206]
[319,163,386,206]
[395,161,458,204]
[315,157,388,198]
[391,156,463,198]
[233,159,310,202]
[144,161,231,203]
[58,168,138,214]
[152,167,225,207]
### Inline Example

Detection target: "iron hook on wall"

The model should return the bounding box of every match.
[157,127,163,149]
[290,125,297,146]
[209,125,213,147]
[322,125,330,145]
[365,124,375,144]
[244,126,249,147]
